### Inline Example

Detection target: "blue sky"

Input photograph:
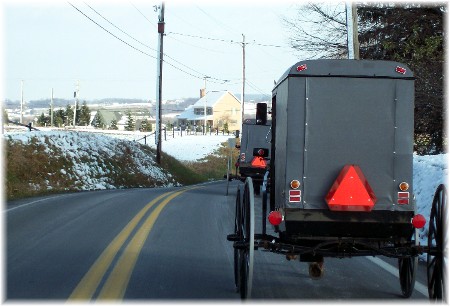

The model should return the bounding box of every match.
[2,0,302,102]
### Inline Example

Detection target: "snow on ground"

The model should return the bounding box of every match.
[4,128,448,258]
[24,127,233,162]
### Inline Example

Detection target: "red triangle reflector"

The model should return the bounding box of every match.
[251,157,267,169]
[325,165,377,212]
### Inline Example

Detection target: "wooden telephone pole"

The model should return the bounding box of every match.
[155,2,165,164]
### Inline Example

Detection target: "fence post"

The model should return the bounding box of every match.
[144,135,147,145]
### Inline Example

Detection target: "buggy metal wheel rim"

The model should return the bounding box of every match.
[239,177,255,299]
[427,184,446,300]
[398,257,417,298]
[399,228,418,298]
[233,186,242,292]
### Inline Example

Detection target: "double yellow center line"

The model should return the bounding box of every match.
[68,187,199,301]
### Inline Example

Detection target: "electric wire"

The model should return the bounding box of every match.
[82,2,219,80]
[68,2,233,84]
[128,1,156,28]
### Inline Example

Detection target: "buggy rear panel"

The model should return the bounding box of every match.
[271,60,415,239]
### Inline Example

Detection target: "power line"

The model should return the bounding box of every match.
[194,5,239,36]
[167,31,237,44]
[84,2,154,51]
[68,2,233,84]
[128,1,156,28]
[84,2,215,79]
[168,31,287,49]
[68,2,156,59]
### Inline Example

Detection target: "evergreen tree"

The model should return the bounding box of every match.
[37,112,50,126]
[125,112,135,131]
[65,104,74,126]
[109,118,119,130]
[92,112,106,129]
[79,101,91,126]
[54,109,66,127]
[140,119,152,132]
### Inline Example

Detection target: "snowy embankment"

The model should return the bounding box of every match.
[413,153,447,252]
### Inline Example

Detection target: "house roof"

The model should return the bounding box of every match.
[177,91,240,121]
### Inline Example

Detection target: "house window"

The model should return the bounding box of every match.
[194,107,213,115]
[194,108,204,115]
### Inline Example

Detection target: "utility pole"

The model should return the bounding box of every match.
[155,2,165,164]
[50,88,54,127]
[73,80,79,128]
[204,76,210,134]
[20,80,24,124]
[241,34,246,123]
[346,2,359,59]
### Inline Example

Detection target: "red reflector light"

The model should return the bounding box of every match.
[296,64,307,72]
[395,66,407,74]
[257,149,265,156]
[268,211,283,226]
[398,199,410,205]
[398,192,410,198]
[251,157,267,169]
[325,165,377,212]
[412,214,426,229]
[289,190,301,202]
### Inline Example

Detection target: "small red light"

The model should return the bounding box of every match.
[398,192,409,198]
[268,211,283,226]
[411,214,426,229]
[257,149,265,156]
[296,64,307,72]
[398,198,409,205]
[395,66,407,74]
[240,153,245,162]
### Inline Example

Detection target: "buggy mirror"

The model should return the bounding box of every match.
[235,144,241,149]
[256,103,267,125]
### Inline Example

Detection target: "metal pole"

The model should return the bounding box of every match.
[50,88,54,127]
[204,77,207,134]
[155,2,165,164]
[20,80,24,124]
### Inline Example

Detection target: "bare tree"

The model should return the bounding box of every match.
[282,2,348,59]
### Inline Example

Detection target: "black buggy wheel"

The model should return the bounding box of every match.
[427,184,447,300]
[233,186,242,292]
[398,230,418,298]
[398,255,418,298]
[238,177,255,299]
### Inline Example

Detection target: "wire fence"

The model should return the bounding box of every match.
[133,127,237,146]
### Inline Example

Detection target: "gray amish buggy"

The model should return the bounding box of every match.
[235,110,271,194]
[227,59,446,300]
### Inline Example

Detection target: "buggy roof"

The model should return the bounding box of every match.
[274,59,414,90]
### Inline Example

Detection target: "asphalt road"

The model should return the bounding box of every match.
[5,180,431,301]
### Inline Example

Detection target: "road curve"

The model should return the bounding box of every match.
[6,180,430,301]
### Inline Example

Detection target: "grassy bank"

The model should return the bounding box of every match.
[5,132,238,200]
